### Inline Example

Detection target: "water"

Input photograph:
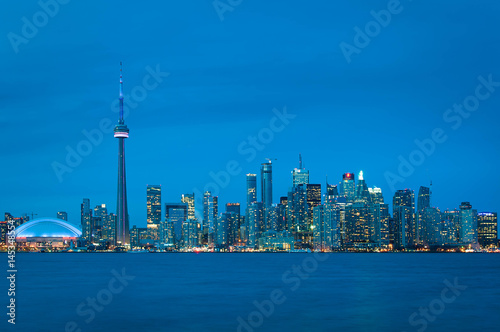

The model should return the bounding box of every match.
[2,253,499,331]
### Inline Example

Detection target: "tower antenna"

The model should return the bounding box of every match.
[119,61,124,123]
[299,153,302,169]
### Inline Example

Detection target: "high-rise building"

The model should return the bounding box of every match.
[392,189,415,249]
[261,160,273,209]
[165,203,188,245]
[81,198,92,244]
[182,219,201,248]
[368,187,384,204]
[477,212,498,248]
[340,173,355,202]
[247,202,264,248]
[226,203,241,242]
[114,63,130,247]
[354,171,371,203]
[416,186,431,246]
[147,185,162,240]
[345,202,374,244]
[326,181,339,197]
[422,207,442,246]
[57,211,68,221]
[103,213,117,244]
[203,191,214,245]
[93,204,108,243]
[372,203,390,247]
[181,193,195,220]
[291,154,309,186]
[246,174,257,208]
[287,183,308,237]
[441,209,460,245]
[459,202,477,245]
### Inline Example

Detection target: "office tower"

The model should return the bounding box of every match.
[422,207,442,246]
[354,171,371,203]
[326,180,339,197]
[182,219,201,248]
[441,209,460,244]
[345,202,373,245]
[81,198,92,243]
[261,160,273,209]
[114,63,130,246]
[477,212,498,248]
[213,196,218,223]
[130,225,150,248]
[226,203,241,242]
[203,191,214,244]
[392,189,415,249]
[459,202,478,245]
[324,197,343,249]
[146,185,161,240]
[104,213,117,244]
[266,204,279,232]
[416,186,431,246]
[217,212,237,247]
[247,202,264,248]
[368,187,384,204]
[292,154,309,186]
[181,193,195,220]
[312,205,324,250]
[57,211,68,221]
[340,173,355,202]
[372,203,390,247]
[165,203,188,245]
[92,204,108,243]
[246,174,257,208]
[287,184,308,238]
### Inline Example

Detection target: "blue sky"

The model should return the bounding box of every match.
[1,0,499,227]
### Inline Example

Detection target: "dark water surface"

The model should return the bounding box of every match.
[2,253,499,331]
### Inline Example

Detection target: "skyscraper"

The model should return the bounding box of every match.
[354,171,371,203]
[459,202,478,245]
[203,191,214,245]
[261,160,273,209]
[392,189,415,249]
[477,212,498,248]
[147,185,162,239]
[114,63,130,247]
[181,193,195,220]
[416,186,431,246]
[246,174,257,208]
[291,154,309,186]
[80,198,92,244]
[368,187,384,204]
[340,173,355,202]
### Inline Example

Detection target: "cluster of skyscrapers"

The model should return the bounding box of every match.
[68,154,498,252]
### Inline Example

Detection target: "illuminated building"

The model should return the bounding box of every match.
[258,230,294,251]
[57,211,68,221]
[248,202,264,248]
[368,187,384,204]
[392,189,415,249]
[147,185,162,240]
[291,154,309,186]
[203,191,214,244]
[80,198,92,244]
[181,193,195,220]
[340,173,355,202]
[165,203,188,245]
[416,186,431,246]
[15,218,82,249]
[422,207,442,246]
[477,212,498,248]
[261,160,273,217]
[226,203,241,243]
[354,171,371,203]
[459,202,478,245]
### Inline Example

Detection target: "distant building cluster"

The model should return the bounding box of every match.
[1,155,499,252]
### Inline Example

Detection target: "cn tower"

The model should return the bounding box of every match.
[114,62,130,246]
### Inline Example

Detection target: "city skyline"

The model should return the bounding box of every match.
[2,1,500,227]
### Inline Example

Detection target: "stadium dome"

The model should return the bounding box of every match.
[15,218,82,240]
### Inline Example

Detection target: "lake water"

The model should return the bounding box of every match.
[2,253,499,331]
